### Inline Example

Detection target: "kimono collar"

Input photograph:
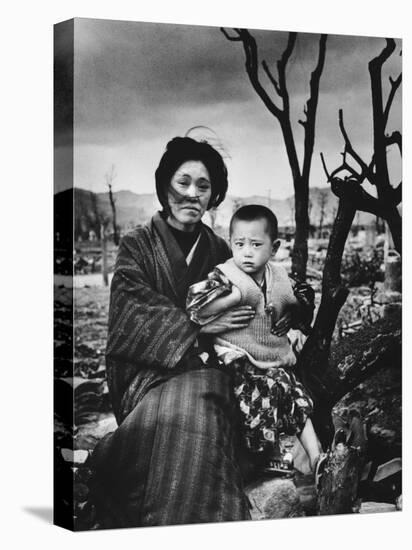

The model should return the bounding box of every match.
[151,211,214,305]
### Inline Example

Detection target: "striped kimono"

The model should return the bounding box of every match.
[91,212,251,527]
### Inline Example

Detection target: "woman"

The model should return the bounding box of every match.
[91,137,256,527]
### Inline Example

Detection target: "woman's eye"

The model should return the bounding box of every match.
[197,182,211,192]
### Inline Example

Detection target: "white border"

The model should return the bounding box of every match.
[2,1,409,548]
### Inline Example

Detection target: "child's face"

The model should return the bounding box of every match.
[230,218,280,277]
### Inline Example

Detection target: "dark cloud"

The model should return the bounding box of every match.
[74,19,400,144]
[64,18,401,197]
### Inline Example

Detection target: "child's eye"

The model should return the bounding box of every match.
[253,243,262,248]
[235,242,243,247]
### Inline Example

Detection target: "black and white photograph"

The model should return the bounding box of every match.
[52,16,403,531]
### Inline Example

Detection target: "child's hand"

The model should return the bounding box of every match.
[271,310,293,337]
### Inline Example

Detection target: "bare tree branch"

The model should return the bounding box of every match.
[330,177,388,217]
[227,28,283,119]
[386,130,402,154]
[262,60,281,96]
[320,152,330,180]
[329,151,363,181]
[338,109,370,178]
[276,32,297,103]
[222,29,327,280]
[383,73,402,125]
[220,27,242,41]
[393,182,402,205]
[222,29,302,183]
[369,38,396,74]
[274,32,302,185]
[369,39,397,200]
[301,34,328,183]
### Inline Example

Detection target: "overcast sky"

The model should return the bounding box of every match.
[55,18,401,199]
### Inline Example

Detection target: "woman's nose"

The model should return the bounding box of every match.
[185,183,198,198]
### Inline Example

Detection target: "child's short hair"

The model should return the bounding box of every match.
[230,204,278,241]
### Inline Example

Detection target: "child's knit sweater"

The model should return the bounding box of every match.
[214,258,297,368]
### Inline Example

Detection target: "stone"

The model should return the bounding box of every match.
[360,502,397,514]
[245,477,304,519]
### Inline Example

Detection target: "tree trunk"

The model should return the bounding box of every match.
[385,206,402,254]
[298,199,356,392]
[296,195,357,447]
[291,182,309,281]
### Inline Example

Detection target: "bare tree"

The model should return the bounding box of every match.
[221,29,327,281]
[285,38,402,513]
[105,164,120,246]
[298,38,401,450]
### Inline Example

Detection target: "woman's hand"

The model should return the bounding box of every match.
[271,310,293,337]
[199,306,255,334]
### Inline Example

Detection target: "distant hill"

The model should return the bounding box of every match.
[55,186,378,241]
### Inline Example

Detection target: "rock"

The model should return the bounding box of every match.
[360,501,397,514]
[373,457,401,482]
[61,448,89,464]
[294,473,317,515]
[245,477,304,519]
[75,413,117,451]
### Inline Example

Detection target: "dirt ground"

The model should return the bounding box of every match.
[54,281,401,528]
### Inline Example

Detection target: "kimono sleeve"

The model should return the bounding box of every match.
[186,268,233,325]
[106,232,200,371]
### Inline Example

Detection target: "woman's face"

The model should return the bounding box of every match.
[167,160,212,231]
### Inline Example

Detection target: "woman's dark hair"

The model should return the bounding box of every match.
[230,204,279,241]
[155,137,228,212]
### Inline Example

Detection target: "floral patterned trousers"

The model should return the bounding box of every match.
[229,356,314,457]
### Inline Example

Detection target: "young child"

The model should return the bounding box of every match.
[187,205,323,477]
